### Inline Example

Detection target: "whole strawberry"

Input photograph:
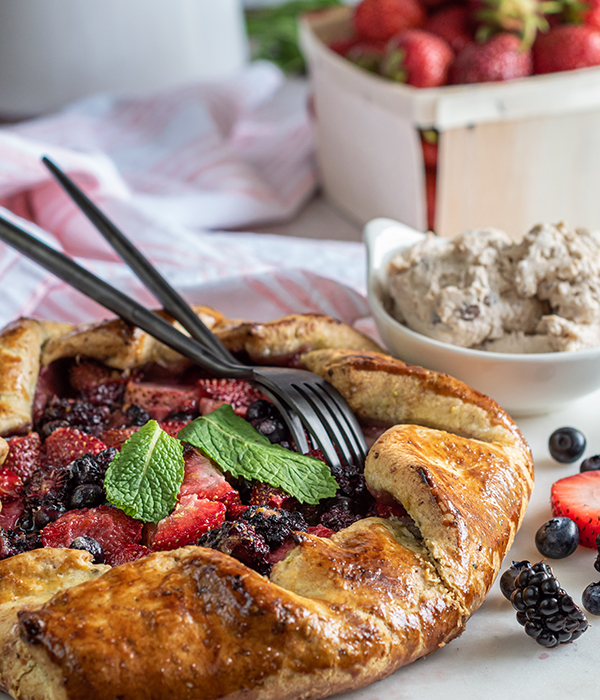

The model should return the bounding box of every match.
[424,5,474,54]
[533,24,600,74]
[381,30,454,87]
[354,0,426,42]
[449,33,533,84]
[584,0,600,30]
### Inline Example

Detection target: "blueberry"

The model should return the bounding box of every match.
[69,535,105,564]
[535,517,579,558]
[254,417,288,444]
[581,455,600,472]
[246,399,276,423]
[582,582,600,616]
[70,484,104,509]
[549,427,586,463]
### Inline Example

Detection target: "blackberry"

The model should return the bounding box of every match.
[0,528,41,560]
[198,521,271,575]
[499,560,531,600]
[125,404,151,427]
[535,517,579,559]
[70,484,104,509]
[320,503,360,532]
[24,466,73,509]
[548,427,586,464]
[41,397,109,436]
[68,454,105,487]
[240,506,307,548]
[70,535,105,564]
[509,560,588,646]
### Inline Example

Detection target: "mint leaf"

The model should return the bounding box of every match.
[104,420,185,523]
[177,405,338,505]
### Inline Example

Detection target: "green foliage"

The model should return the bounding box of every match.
[246,0,342,73]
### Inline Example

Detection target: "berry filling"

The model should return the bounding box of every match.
[0,358,409,575]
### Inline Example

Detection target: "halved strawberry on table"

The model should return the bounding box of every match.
[124,380,198,421]
[551,471,600,548]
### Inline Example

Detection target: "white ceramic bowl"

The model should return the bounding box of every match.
[365,217,600,416]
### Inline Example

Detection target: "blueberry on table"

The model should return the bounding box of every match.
[582,582,600,616]
[580,455,600,472]
[548,427,586,463]
[535,517,579,559]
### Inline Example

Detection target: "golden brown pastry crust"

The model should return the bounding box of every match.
[0,312,534,700]
[0,319,73,437]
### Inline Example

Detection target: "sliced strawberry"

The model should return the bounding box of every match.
[269,537,296,564]
[196,378,265,418]
[41,505,143,556]
[0,469,22,500]
[124,381,198,421]
[179,448,240,506]
[150,495,226,551]
[250,482,292,510]
[373,500,409,519]
[307,524,334,538]
[226,503,250,520]
[44,427,107,468]
[69,360,128,406]
[105,543,152,567]
[551,471,600,548]
[0,497,25,530]
[32,364,67,424]
[4,433,43,480]
[99,427,139,451]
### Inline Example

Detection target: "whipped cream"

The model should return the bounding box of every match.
[386,222,600,353]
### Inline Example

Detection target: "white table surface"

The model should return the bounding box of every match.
[1,388,598,700]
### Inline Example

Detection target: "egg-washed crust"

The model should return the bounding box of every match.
[0,310,534,700]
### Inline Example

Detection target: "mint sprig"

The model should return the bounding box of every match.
[177,405,338,505]
[104,420,185,523]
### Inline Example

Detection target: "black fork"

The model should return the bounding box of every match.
[0,161,368,469]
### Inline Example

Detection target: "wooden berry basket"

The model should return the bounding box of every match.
[300,5,600,239]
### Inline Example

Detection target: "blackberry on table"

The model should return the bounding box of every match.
[500,560,531,600]
[508,560,588,646]
[198,520,271,575]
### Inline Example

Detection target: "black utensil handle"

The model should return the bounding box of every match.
[0,214,250,379]
[42,156,237,365]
